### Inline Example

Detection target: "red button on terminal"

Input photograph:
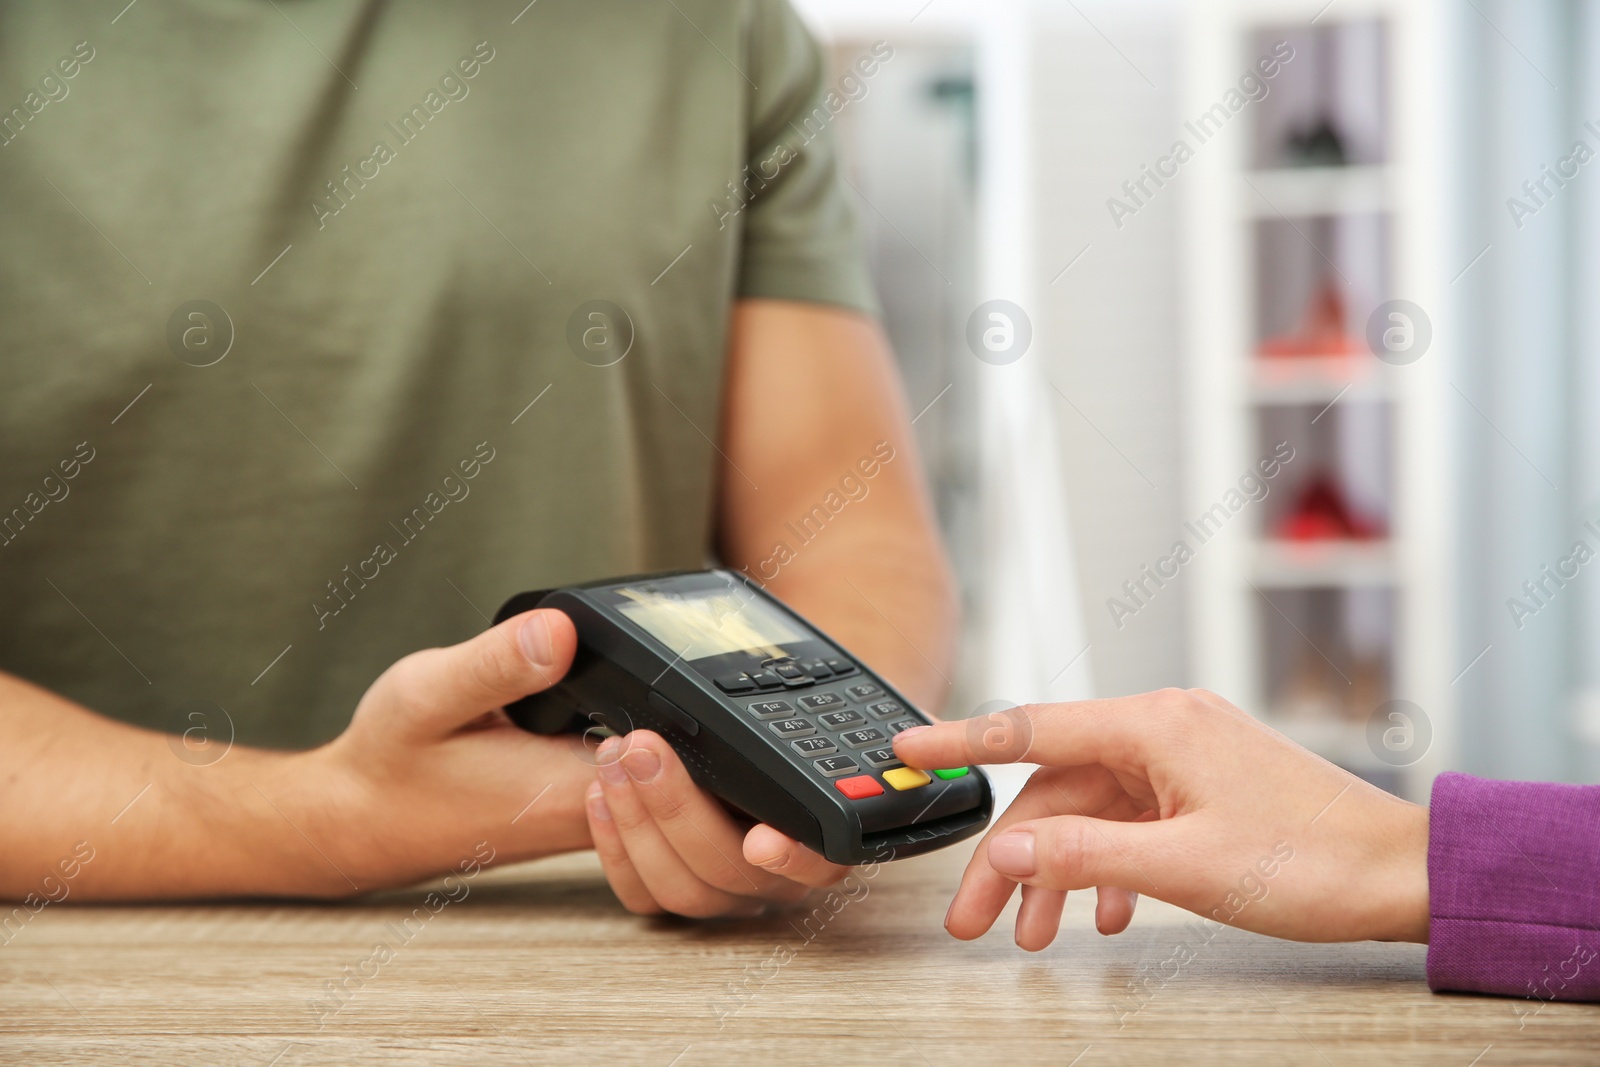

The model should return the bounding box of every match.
[834,775,884,800]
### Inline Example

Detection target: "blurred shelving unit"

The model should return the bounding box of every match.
[1184,0,1454,800]
[1251,538,1397,588]
[1240,164,1392,216]
[1248,353,1393,404]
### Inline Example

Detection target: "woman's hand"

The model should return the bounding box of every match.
[585,730,851,917]
[892,688,1430,951]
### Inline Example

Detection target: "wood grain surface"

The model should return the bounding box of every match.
[2,844,1595,1066]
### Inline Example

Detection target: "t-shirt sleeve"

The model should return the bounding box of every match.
[1427,772,1600,1002]
[733,0,880,316]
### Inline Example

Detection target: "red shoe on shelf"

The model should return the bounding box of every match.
[1258,277,1364,358]
[1275,472,1384,541]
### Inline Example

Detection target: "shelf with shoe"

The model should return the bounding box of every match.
[1184,2,1454,801]
[1248,359,1392,405]
[1255,581,1400,785]
[1249,275,1395,403]
[1253,465,1395,585]
[1242,164,1392,218]
[1251,540,1396,587]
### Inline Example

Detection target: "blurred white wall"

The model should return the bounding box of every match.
[1028,1,1189,698]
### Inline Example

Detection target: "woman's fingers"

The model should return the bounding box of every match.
[1095,886,1139,935]
[945,769,1106,940]
[947,766,1152,942]
[894,691,1217,772]
[1092,810,1155,935]
[1014,885,1068,951]
[987,812,1187,899]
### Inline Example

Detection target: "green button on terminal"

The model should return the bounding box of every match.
[933,767,969,780]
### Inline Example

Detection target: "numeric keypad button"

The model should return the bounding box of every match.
[840,728,887,749]
[818,710,866,730]
[792,736,838,757]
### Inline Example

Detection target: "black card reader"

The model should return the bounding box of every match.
[493,570,992,865]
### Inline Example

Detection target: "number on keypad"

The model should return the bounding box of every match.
[861,746,902,769]
[845,683,884,702]
[748,700,793,719]
[818,709,866,730]
[840,728,887,749]
[769,718,816,739]
[792,736,838,757]
[866,701,904,720]
[798,693,845,711]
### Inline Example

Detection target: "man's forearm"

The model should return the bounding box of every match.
[715,300,961,716]
[0,671,352,902]
[759,522,958,715]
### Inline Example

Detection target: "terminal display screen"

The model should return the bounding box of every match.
[615,584,807,660]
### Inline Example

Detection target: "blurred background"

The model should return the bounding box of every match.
[793,0,1600,797]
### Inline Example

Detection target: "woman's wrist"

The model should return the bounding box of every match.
[1369,800,1431,943]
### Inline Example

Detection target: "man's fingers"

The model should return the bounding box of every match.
[743,824,851,889]
[594,735,765,918]
[609,732,808,902]
[585,783,662,915]
[378,609,576,739]
[987,813,1186,895]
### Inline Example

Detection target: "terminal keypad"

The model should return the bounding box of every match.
[727,666,961,801]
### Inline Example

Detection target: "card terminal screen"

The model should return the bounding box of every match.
[614,585,808,660]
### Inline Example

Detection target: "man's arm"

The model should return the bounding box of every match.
[0,669,342,901]
[0,611,603,902]
[716,298,959,714]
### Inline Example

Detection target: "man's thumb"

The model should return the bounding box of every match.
[378,609,576,738]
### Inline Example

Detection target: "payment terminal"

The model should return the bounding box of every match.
[493,570,992,865]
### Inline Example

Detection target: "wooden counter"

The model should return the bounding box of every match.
[3,843,1594,1065]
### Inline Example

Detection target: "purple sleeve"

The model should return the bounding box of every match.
[1427,771,1600,1001]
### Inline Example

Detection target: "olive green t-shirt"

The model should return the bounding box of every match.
[0,1,876,747]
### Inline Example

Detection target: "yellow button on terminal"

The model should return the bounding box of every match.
[882,767,931,791]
